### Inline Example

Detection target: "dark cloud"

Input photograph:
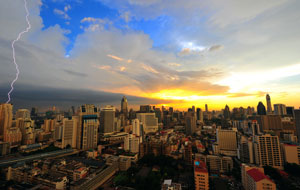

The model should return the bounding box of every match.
[208,45,224,52]
[0,84,167,111]
[63,69,88,77]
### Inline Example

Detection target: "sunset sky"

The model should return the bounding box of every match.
[1,0,300,110]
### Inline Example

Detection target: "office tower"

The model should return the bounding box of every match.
[54,125,63,140]
[100,105,115,134]
[192,105,196,113]
[253,134,283,169]
[194,160,209,190]
[196,108,203,122]
[30,107,38,117]
[281,144,300,164]
[257,102,266,115]
[77,104,99,150]
[121,96,128,116]
[216,128,237,156]
[224,105,230,119]
[136,113,158,134]
[0,104,13,141]
[154,108,162,123]
[185,112,196,135]
[205,104,208,112]
[15,109,30,119]
[124,134,140,153]
[286,106,295,117]
[16,118,35,145]
[295,110,300,143]
[274,104,287,116]
[266,94,272,114]
[140,105,151,113]
[62,117,78,148]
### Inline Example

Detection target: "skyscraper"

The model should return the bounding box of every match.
[257,102,266,115]
[196,108,203,122]
[266,94,272,114]
[185,112,196,135]
[205,104,208,112]
[224,105,230,119]
[121,96,128,116]
[0,104,13,141]
[77,104,99,150]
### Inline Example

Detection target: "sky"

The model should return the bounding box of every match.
[0,0,300,110]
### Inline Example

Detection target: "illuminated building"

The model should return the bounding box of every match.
[253,134,283,169]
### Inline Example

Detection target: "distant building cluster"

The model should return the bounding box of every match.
[0,94,300,189]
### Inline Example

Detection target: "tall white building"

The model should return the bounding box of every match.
[136,113,158,134]
[124,134,140,153]
[62,117,78,148]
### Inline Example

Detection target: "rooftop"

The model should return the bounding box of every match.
[247,168,273,183]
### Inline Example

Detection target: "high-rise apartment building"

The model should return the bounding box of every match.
[100,105,116,134]
[216,128,237,156]
[136,113,158,134]
[253,134,283,169]
[77,104,99,150]
[274,104,287,116]
[194,160,209,190]
[266,94,272,114]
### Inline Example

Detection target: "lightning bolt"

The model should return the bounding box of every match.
[6,0,31,103]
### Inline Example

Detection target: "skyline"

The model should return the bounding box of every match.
[1,0,300,109]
